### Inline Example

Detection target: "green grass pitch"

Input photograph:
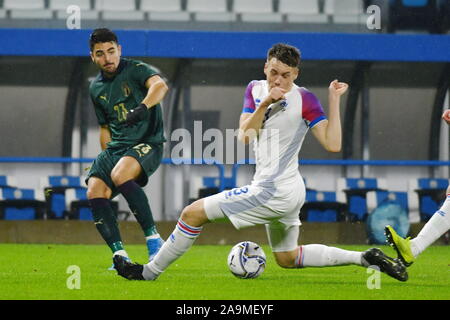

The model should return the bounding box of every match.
[0,243,448,300]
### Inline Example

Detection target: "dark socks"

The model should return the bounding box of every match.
[117,180,158,237]
[89,198,124,253]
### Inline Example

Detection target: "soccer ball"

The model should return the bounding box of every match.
[227,241,266,279]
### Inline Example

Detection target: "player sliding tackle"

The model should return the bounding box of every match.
[114,43,408,282]
[385,109,450,267]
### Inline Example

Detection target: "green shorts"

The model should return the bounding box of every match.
[85,142,163,198]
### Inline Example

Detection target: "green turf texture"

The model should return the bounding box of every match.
[0,243,448,300]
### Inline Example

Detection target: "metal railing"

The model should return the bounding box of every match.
[1,157,449,191]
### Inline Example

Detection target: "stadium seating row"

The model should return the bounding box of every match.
[0,0,369,24]
[0,174,448,223]
[0,175,107,220]
[190,174,450,223]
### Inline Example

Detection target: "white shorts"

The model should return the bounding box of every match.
[204,179,305,252]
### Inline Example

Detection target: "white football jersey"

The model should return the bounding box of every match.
[242,80,326,186]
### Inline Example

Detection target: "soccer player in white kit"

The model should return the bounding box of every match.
[385,109,450,267]
[114,43,407,282]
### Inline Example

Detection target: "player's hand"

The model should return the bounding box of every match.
[125,104,148,127]
[328,80,349,98]
[442,109,450,125]
[266,87,287,104]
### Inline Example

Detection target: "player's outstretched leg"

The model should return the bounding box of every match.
[361,248,408,282]
[385,189,450,266]
[268,224,407,281]
[114,199,208,281]
[288,244,408,282]
[385,225,415,267]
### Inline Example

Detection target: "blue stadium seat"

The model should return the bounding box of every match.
[40,176,84,219]
[197,175,234,200]
[66,187,119,221]
[65,187,92,220]
[367,190,409,213]
[337,177,387,221]
[409,178,449,221]
[0,187,46,220]
[0,176,17,188]
[302,189,347,222]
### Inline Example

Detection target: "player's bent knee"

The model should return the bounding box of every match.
[180,206,200,227]
[180,201,208,228]
[86,178,112,199]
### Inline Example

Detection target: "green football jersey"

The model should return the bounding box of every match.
[89,58,166,149]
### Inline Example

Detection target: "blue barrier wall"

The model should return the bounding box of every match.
[1,28,450,62]
[1,157,449,191]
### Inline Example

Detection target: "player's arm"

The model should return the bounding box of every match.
[142,75,169,109]
[126,75,168,126]
[99,124,111,150]
[442,109,450,125]
[311,80,348,153]
[238,108,266,145]
[90,93,110,149]
[238,87,286,144]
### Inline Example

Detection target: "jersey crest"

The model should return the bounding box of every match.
[122,82,131,97]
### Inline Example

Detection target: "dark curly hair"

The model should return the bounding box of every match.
[89,28,118,51]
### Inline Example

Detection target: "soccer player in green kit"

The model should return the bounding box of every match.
[86,28,167,268]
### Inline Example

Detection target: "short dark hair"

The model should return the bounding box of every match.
[267,43,301,69]
[89,28,118,51]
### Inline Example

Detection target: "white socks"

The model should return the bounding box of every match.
[145,234,161,241]
[143,219,202,280]
[113,250,128,258]
[295,244,364,268]
[410,195,450,257]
